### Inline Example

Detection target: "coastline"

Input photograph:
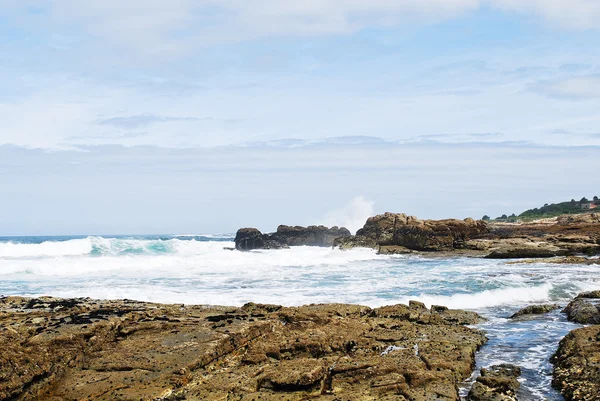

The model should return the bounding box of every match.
[1,296,486,400]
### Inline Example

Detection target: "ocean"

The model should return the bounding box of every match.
[1,234,597,400]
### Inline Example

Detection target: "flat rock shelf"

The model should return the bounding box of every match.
[0,296,486,401]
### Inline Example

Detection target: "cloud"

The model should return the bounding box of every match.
[97,114,202,129]
[489,0,600,30]
[531,75,600,99]
[2,1,599,56]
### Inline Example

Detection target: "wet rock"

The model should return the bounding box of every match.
[235,225,349,251]
[468,364,521,401]
[563,291,600,324]
[485,246,565,259]
[552,325,600,401]
[270,225,351,247]
[0,296,487,401]
[336,213,489,252]
[234,227,286,251]
[510,304,561,319]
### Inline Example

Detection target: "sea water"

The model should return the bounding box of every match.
[0,235,597,400]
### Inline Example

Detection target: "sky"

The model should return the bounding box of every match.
[1,0,599,235]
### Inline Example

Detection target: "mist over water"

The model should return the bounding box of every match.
[0,235,597,400]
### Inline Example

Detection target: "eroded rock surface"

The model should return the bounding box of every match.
[467,364,521,401]
[335,212,600,259]
[552,325,600,401]
[0,297,487,401]
[235,225,350,251]
[334,213,489,252]
[562,291,600,324]
[510,304,561,319]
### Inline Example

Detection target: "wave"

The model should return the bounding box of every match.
[0,238,93,258]
[404,283,554,310]
[0,234,239,259]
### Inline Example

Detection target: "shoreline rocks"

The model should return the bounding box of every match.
[334,213,489,252]
[552,325,600,401]
[468,364,521,401]
[235,225,350,251]
[0,296,487,400]
[510,304,561,319]
[562,291,600,324]
[332,212,600,259]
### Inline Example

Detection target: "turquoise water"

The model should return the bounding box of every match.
[0,235,598,400]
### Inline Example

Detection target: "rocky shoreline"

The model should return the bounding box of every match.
[1,296,487,401]
[1,293,599,400]
[236,212,600,261]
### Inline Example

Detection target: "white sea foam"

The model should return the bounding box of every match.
[405,283,555,310]
[0,238,93,258]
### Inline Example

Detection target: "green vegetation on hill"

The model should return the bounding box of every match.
[485,196,599,222]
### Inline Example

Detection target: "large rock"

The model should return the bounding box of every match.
[235,225,350,251]
[510,303,561,319]
[468,364,521,401]
[271,225,351,247]
[562,291,600,324]
[234,228,288,251]
[335,213,489,252]
[552,325,600,401]
[0,296,487,401]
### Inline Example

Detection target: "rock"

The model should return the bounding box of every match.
[270,225,351,247]
[574,290,600,299]
[510,304,561,318]
[552,325,600,401]
[333,235,377,250]
[234,227,287,251]
[336,213,488,252]
[562,300,600,324]
[235,225,350,251]
[506,256,600,265]
[485,246,565,259]
[468,364,521,401]
[0,296,487,401]
[377,245,415,255]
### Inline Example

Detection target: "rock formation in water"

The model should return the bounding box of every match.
[510,304,561,319]
[552,325,600,401]
[0,296,486,401]
[562,290,600,324]
[235,225,351,251]
[552,290,600,401]
[334,213,489,252]
[335,212,600,259]
[467,364,521,401]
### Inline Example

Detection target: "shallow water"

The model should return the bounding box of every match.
[1,235,597,400]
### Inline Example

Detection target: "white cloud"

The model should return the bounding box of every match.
[532,75,600,99]
[2,0,599,55]
[490,0,600,30]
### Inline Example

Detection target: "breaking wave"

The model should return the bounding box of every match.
[0,235,233,259]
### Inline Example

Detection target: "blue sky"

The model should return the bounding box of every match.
[1,1,599,234]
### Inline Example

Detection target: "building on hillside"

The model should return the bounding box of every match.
[581,202,597,210]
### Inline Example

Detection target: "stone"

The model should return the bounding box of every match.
[468,364,521,401]
[552,325,600,401]
[0,296,487,401]
[235,225,350,251]
[510,304,561,319]
[562,291,600,324]
[336,213,489,252]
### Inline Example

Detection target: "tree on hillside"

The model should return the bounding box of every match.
[594,196,598,202]
[482,215,490,221]
[581,197,589,203]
